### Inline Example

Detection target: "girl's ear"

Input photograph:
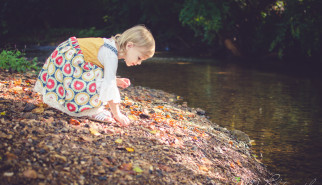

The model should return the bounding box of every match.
[126,42,134,50]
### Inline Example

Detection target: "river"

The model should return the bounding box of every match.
[27,47,322,184]
[117,58,322,184]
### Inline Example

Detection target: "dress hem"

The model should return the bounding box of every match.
[34,80,101,117]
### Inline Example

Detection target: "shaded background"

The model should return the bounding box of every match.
[1,0,322,73]
[1,0,322,183]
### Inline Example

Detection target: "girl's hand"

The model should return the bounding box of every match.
[114,113,130,126]
[116,78,131,89]
[108,101,129,126]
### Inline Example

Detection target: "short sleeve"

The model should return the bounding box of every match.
[96,40,120,103]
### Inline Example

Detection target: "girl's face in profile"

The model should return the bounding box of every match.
[123,42,148,66]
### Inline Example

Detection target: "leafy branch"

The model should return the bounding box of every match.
[0,49,39,73]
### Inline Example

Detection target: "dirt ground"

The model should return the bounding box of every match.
[0,70,271,184]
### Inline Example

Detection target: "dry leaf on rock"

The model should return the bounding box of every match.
[115,138,123,144]
[11,86,23,92]
[23,169,37,179]
[52,154,67,162]
[158,164,173,172]
[89,128,101,136]
[44,117,54,124]
[32,107,44,114]
[6,152,18,160]
[230,162,235,169]
[128,115,138,120]
[120,163,132,171]
[133,166,143,173]
[80,136,93,142]
[237,160,242,167]
[69,118,80,125]
[125,147,134,152]
[3,172,14,177]
[198,165,209,172]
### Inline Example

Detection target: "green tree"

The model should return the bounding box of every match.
[100,0,198,52]
[179,0,322,60]
[267,0,322,59]
[1,0,321,62]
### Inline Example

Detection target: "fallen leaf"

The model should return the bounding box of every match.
[148,125,155,130]
[235,177,241,183]
[201,157,212,165]
[128,115,138,120]
[125,147,134,152]
[80,136,93,142]
[69,118,80,125]
[120,163,132,171]
[237,160,242,167]
[44,117,54,124]
[158,164,173,172]
[115,139,123,144]
[150,130,157,134]
[14,79,22,85]
[23,169,37,179]
[230,162,235,169]
[133,166,143,173]
[250,140,256,145]
[0,111,5,116]
[3,172,14,177]
[25,79,31,84]
[199,165,209,172]
[37,103,48,108]
[53,154,67,162]
[179,114,184,120]
[6,152,18,160]
[32,107,44,114]
[89,128,101,136]
[12,86,23,92]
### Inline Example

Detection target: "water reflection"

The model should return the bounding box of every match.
[117,60,322,184]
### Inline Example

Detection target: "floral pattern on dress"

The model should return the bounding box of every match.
[36,37,104,113]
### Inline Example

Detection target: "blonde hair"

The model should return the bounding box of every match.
[112,25,155,58]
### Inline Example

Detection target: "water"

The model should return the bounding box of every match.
[117,59,322,184]
[27,47,322,184]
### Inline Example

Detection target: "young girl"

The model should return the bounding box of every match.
[34,25,155,126]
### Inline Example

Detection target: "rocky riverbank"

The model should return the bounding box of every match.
[0,70,271,184]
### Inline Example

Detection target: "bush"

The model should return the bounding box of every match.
[0,49,39,73]
[77,27,106,38]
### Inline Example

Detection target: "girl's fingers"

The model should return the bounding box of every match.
[123,78,131,85]
[114,114,130,126]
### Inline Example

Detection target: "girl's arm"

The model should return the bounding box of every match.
[97,44,121,103]
[108,100,130,126]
